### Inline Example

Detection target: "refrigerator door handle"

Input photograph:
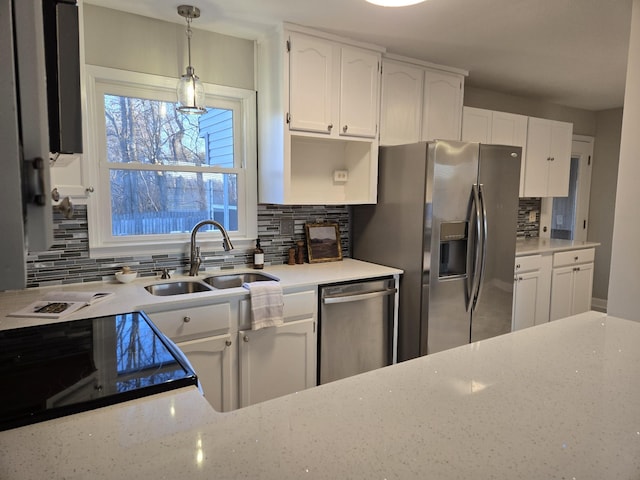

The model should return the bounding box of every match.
[466,184,483,312]
[472,183,488,311]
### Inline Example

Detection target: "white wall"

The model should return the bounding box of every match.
[608,0,640,320]
[83,4,254,90]
[589,109,623,302]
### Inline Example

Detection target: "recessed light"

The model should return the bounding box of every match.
[365,0,426,6]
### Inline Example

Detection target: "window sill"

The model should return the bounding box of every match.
[88,237,253,260]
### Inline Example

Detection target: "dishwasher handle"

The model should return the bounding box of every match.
[322,288,397,305]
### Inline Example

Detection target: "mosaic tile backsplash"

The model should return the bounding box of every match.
[25,205,350,288]
[26,199,538,288]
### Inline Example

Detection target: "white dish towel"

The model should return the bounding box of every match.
[243,281,284,330]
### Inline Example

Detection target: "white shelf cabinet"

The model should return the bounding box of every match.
[512,254,552,331]
[380,57,465,146]
[550,248,595,321]
[462,107,528,195]
[258,26,382,204]
[523,117,573,197]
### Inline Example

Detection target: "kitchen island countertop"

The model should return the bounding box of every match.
[2,310,639,479]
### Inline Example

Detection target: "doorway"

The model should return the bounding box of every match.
[539,135,594,241]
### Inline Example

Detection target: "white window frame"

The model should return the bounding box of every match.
[84,65,257,258]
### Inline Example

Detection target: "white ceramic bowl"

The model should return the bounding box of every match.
[115,271,137,283]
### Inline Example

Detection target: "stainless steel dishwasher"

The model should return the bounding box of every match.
[318,277,397,384]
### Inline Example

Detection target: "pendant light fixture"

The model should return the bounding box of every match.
[176,5,206,114]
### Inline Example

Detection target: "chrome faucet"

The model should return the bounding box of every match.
[188,220,234,276]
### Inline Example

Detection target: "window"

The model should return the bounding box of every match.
[85,66,256,256]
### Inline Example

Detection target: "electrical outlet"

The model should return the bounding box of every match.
[528,211,537,222]
[333,169,348,183]
[279,217,294,236]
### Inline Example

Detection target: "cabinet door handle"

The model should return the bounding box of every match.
[327,123,333,131]
[550,157,555,162]
[343,125,348,133]
[516,264,521,269]
[243,335,249,342]
[225,340,232,347]
[183,316,191,323]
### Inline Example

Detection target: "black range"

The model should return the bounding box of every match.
[0,311,197,431]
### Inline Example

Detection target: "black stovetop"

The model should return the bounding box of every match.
[0,311,197,431]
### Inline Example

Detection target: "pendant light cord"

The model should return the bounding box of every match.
[185,17,193,69]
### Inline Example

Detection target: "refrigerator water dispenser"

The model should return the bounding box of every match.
[438,221,468,278]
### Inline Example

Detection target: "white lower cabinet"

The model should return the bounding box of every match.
[145,286,317,412]
[512,254,552,331]
[176,334,234,413]
[238,288,317,408]
[550,248,595,320]
[238,318,316,408]
[512,247,594,326]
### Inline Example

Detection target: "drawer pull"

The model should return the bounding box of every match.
[225,340,232,347]
[183,316,191,323]
[243,335,249,342]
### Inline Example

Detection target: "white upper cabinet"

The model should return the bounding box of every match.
[257,25,383,205]
[462,107,528,194]
[523,117,573,197]
[380,56,466,146]
[289,33,334,134]
[379,60,424,145]
[422,69,464,142]
[339,46,380,138]
[461,107,491,143]
[288,32,380,139]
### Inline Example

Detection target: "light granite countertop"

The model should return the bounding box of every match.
[0,258,402,331]
[2,311,639,479]
[516,237,600,256]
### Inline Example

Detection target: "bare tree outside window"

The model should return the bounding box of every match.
[103,94,238,236]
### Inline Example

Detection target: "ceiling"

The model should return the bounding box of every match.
[85,0,633,111]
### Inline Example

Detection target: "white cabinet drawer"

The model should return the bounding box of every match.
[282,290,316,319]
[553,248,595,267]
[514,254,542,273]
[240,289,316,327]
[148,303,231,342]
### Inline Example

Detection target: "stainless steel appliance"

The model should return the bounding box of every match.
[353,140,521,361]
[318,278,396,384]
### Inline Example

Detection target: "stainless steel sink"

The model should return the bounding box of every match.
[203,272,279,289]
[145,281,213,296]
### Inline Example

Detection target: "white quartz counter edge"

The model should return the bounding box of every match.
[4,310,640,479]
[516,237,600,256]
[0,258,402,330]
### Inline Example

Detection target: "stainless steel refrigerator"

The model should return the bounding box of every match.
[352,140,521,361]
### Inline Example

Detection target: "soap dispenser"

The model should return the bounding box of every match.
[253,238,264,269]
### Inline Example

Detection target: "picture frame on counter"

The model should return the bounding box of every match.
[305,223,343,263]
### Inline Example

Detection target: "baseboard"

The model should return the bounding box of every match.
[591,297,607,313]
